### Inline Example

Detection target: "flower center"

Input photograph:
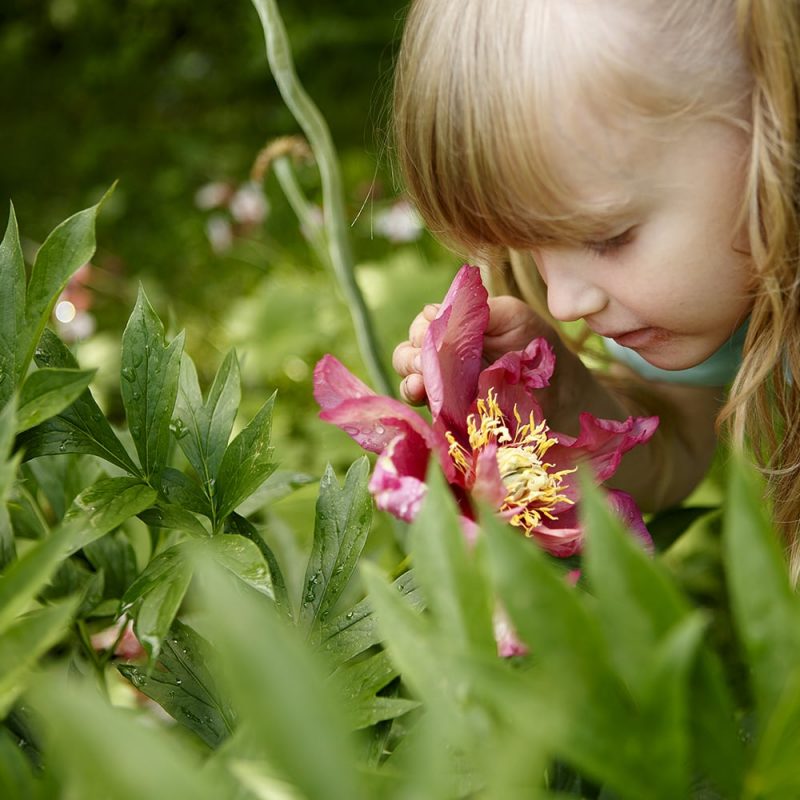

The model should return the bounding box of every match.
[446,389,575,533]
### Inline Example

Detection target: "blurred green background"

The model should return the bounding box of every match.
[0,0,460,481]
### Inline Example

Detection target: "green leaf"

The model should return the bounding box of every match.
[481,513,648,798]
[0,204,25,409]
[120,286,185,481]
[234,469,314,516]
[173,350,240,495]
[83,531,139,601]
[17,329,139,474]
[581,475,690,691]
[320,570,423,665]
[0,398,18,568]
[16,367,96,433]
[299,458,372,634]
[117,620,235,749]
[191,554,363,800]
[29,670,229,800]
[0,598,79,717]
[0,727,46,800]
[121,543,192,662]
[19,189,111,379]
[722,454,800,723]
[41,558,104,617]
[138,501,211,538]
[7,482,49,541]
[409,466,494,655]
[749,670,800,799]
[225,512,290,614]
[160,468,212,517]
[214,393,276,522]
[636,613,709,800]
[61,477,157,555]
[207,534,274,597]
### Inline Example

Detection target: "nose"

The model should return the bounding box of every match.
[535,249,609,323]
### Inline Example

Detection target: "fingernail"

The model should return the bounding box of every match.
[413,354,422,371]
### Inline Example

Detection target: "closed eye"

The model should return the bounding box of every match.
[584,227,636,257]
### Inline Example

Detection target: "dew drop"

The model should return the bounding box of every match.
[176,678,182,685]
[374,424,386,435]
[122,367,135,383]
[345,611,355,620]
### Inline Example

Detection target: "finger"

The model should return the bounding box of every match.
[400,373,427,405]
[392,341,422,377]
[408,312,431,348]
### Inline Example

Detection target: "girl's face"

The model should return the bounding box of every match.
[532,118,755,371]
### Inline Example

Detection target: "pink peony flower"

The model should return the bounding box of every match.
[314,265,658,557]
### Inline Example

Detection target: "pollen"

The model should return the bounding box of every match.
[446,389,575,533]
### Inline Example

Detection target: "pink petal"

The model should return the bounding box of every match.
[370,433,430,522]
[422,265,489,432]
[493,604,529,657]
[314,354,376,410]
[473,338,554,434]
[471,443,508,507]
[549,413,659,482]
[606,490,654,553]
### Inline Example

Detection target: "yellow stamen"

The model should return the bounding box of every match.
[447,389,576,534]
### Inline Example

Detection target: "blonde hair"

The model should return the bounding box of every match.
[392,0,800,575]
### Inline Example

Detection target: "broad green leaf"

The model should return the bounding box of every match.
[480,513,649,799]
[749,670,800,799]
[7,482,49,541]
[120,287,185,481]
[0,398,18,568]
[191,554,363,800]
[646,505,718,552]
[320,570,423,665]
[0,476,154,633]
[118,620,235,749]
[225,512,290,614]
[0,205,24,409]
[62,477,157,555]
[234,469,314,516]
[581,476,691,690]
[29,670,229,800]
[214,393,276,522]
[20,190,110,379]
[0,598,79,717]
[160,468,212,517]
[121,543,192,662]
[41,558,104,617]
[347,696,421,731]
[83,531,139,600]
[207,534,274,597]
[0,727,47,800]
[722,454,800,722]
[18,329,139,474]
[409,466,494,655]
[16,367,96,433]
[138,501,211,538]
[173,350,240,495]
[636,613,709,800]
[299,458,372,634]
[329,650,398,704]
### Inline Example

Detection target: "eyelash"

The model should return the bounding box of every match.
[584,228,636,256]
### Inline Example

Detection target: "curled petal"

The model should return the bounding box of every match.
[606,489,654,553]
[370,433,430,522]
[549,413,659,482]
[531,513,584,558]
[472,443,508,508]
[422,265,489,432]
[314,354,375,409]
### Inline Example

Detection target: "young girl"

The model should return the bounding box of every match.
[390,0,800,575]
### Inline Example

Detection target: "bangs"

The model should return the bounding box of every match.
[393,0,749,253]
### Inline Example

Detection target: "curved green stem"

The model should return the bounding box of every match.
[251,0,394,396]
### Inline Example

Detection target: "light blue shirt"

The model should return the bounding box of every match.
[603,321,748,387]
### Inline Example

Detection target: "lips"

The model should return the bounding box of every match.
[608,327,666,349]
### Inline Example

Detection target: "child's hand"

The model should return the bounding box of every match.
[392,295,553,404]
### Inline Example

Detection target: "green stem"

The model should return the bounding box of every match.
[272,158,329,268]
[250,0,394,397]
